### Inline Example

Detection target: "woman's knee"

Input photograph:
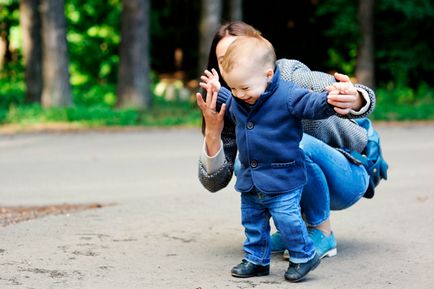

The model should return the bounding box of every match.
[300,134,318,159]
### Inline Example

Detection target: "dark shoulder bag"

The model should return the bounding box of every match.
[349,118,389,199]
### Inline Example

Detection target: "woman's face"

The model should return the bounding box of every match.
[215,35,237,72]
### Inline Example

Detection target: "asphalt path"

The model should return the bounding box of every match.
[0,123,433,289]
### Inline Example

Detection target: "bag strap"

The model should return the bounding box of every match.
[348,150,369,168]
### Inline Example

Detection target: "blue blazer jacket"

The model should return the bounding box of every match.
[219,66,336,194]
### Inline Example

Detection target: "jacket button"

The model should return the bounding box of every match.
[246,121,254,129]
[250,160,258,168]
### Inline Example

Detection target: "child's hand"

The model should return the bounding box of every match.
[326,73,363,115]
[196,86,226,139]
[199,69,221,93]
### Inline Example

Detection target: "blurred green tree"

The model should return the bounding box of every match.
[65,0,121,86]
[317,0,434,88]
[375,0,434,88]
[0,0,19,73]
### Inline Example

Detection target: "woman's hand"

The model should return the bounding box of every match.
[326,72,365,115]
[196,86,226,156]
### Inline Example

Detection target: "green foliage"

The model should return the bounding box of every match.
[66,0,122,85]
[316,0,434,88]
[0,77,25,108]
[0,0,20,78]
[373,83,434,120]
[3,104,66,124]
[72,83,117,107]
[141,97,200,126]
[376,0,434,87]
[315,0,359,74]
[0,0,18,22]
[379,0,434,19]
[66,106,140,126]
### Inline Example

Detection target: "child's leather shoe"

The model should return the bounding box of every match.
[231,259,270,278]
[284,253,320,282]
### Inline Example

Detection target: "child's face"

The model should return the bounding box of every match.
[223,60,273,105]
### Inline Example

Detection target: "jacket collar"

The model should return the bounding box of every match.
[261,65,280,99]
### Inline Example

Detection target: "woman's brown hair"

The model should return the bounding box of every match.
[206,21,261,89]
[201,21,261,135]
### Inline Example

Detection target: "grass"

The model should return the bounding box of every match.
[371,103,434,121]
[0,102,202,129]
[371,85,434,121]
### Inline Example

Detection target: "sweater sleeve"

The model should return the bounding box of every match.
[199,139,226,174]
[198,122,237,192]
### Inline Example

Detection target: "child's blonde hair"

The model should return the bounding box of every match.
[221,35,276,73]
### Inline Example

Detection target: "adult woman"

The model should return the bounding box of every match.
[197,21,374,259]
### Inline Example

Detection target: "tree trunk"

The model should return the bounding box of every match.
[0,21,12,71]
[117,0,151,109]
[20,0,43,103]
[356,0,375,88]
[198,0,222,75]
[229,0,243,21]
[40,0,71,107]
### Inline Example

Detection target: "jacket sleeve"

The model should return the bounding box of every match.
[277,58,376,118]
[198,88,237,192]
[287,87,336,120]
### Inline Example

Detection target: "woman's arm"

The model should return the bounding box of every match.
[277,59,375,118]
[196,85,237,192]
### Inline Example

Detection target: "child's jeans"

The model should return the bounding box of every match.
[240,187,316,266]
[300,134,369,226]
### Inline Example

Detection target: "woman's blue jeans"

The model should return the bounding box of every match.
[241,188,316,265]
[300,133,369,226]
